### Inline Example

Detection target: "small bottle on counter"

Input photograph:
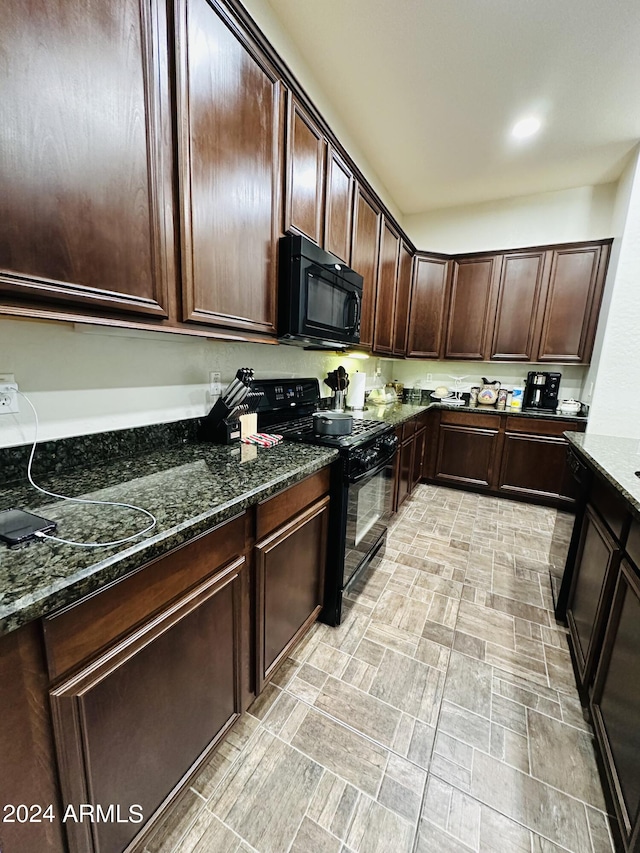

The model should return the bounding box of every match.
[496,388,508,410]
[469,386,480,407]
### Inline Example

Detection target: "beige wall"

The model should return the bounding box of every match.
[404,184,616,254]
[586,145,640,438]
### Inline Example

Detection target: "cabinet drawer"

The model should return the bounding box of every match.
[440,410,499,430]
[43,512,248,681]
[256,467,331,539]
[505,416,583,436]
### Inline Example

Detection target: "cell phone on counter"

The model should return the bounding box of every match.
[0,508,57,546]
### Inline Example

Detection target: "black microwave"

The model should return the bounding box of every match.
[278,234,363,349]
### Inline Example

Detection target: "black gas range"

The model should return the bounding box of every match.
[255,378,397,625]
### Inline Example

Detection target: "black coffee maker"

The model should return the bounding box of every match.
[523,371,561,411]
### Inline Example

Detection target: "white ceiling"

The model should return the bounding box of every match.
[264,0,640,214]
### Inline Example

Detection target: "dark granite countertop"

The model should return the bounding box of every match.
[0,440,338,637]
[356,399,587,425]
[565,432,640,516]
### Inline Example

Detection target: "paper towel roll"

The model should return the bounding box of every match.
[349,372,366,410]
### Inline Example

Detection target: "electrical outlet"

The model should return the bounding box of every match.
[0,382,19,415]
[209,371,222,399]
[426,373,433,382]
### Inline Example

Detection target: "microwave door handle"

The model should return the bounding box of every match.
[346,291,361,334]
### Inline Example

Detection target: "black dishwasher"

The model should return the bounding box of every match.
[552,447,592,622]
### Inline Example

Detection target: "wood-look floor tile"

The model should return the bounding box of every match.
[443,651,492,718]
[544,642,578,694]
[208,729,323,853]
[585,805,615,853]
[290,817,342,853]
[191,715,259,799]
[456,600,516,650]
[144,788,207,853]
[485,592,550,626]
[485,641,548,687]
[453,631,486,661]
[368,648,444,724]
[415,636,451,670]
[438,701,491,752]
[345,795,415,853]
[527,709,607,809]
[470,750,592,852]
[364,622,419,657]
[190,813,245,853]
[371,588,430,636]
[305,641,352,678]
[290,707,388,797]
[313,676,401,747]
[307,770,359,841]
[406,719,436,769]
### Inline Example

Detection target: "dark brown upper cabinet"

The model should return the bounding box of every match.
[350,184,382,349]
[175,0,282,336]
[284,96,326,246]
[392,243,414,355]
[490,250,547,360]
[444,256,501,359]
[324,146,354,263]
[406,255,451,358]
[536,242,609,363]
[0,0,174,319]
[372,219,400,354]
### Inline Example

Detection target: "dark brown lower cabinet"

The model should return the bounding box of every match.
[0,622,66,853]
[50,556,246,853]
[395,433,414,511]
[412,425,427,491]
[591,560,640,852]
[566,505,621,690]
[434,420,500,489]
[429,411,584,507]
[499,433,579,506]
[255,496,329,692]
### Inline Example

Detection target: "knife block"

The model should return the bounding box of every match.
[198,397,240,443]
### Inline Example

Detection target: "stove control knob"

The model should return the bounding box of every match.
[380,433,398,452]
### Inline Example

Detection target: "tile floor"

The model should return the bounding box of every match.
[138,484,615,853]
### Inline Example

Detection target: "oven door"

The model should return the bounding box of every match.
[343,454,395,588]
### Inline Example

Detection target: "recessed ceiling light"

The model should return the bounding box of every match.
[511,117,542,139]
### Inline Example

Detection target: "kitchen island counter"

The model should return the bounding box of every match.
[0,440,338,637]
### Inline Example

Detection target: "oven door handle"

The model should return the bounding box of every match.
[349,449,397,484]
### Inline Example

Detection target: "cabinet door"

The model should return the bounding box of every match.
[537,243,609,363]
[591,561,640,850]
[498,432,577,506]
[285,96,326,245]
[50,557,246,853]
[395,438,415,511]
[350,185,381,348]
[0,0,173,319]
[0,623,65,853]
[490,251,547,360]
[412,427,427,491]
[256,497,329,692]
[392,243,414,355]
[407,256,451,358]
[445,256,501,359]
[567,506,621,689]
[324,146,353,262]
[176,0,282,335]
[435,424,500,488]
[372,219,400,354]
